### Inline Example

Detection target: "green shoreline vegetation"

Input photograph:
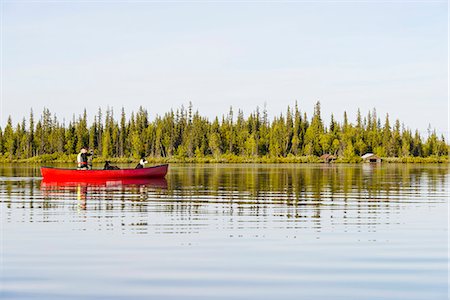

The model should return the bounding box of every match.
[0,154,447,164]
[0,102,448,164]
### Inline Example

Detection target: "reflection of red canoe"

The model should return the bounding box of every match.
[41,164,168,180]
[41,177,168,189]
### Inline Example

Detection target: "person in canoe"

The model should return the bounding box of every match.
[135,157,148,169]
[77,147,93,170]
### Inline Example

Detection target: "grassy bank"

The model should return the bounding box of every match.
[0,153,448,164]
[381,156,449,163]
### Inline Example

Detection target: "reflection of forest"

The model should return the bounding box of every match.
[1,164,448,233]
[168,164,448,200]
[1,164,447,206]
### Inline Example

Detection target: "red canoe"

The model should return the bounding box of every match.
[41,164,168,181]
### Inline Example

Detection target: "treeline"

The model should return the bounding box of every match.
[0,102,448,161]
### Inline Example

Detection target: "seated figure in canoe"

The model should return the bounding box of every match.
[135,157,148,169]
[77,147,93,170]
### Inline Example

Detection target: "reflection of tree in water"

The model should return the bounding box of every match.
[168,164,447,198]
[1,164,448,232]
[164,164,449,221]
[0,164,42,178]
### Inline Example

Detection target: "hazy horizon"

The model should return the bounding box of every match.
[2,1,448,137]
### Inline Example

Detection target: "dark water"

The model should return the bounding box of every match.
[0,164,448,300]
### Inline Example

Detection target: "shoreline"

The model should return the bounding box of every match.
[0,154,448,164]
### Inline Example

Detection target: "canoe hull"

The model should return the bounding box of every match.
[41,164,168,181]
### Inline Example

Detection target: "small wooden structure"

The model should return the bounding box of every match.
[361,153,382,163]
[320,154,336,163]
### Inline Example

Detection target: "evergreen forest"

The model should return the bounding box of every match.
[0,102,448,163]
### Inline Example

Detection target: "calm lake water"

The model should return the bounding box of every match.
[0,163,448,300]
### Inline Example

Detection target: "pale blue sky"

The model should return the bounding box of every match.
[2,1,448,136]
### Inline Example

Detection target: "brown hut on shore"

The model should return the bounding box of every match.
[361,153,382,163]
[320,154,336,163]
